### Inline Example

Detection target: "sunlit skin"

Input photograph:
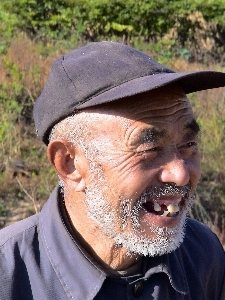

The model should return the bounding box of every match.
[48,84,201,271]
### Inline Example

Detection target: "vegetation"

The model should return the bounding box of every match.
[0,0,225,246]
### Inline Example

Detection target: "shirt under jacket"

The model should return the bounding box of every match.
[0,186,224,300]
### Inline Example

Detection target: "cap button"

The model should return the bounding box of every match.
[133,280,144,297]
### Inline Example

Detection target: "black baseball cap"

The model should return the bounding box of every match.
[34,41,225,145]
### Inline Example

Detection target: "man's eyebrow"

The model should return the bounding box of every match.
[184,119,201,133]
[134,120,200,145]
[139,128,166,143]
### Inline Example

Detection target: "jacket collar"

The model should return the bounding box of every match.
[39,186,105,299]
[141,250,189,295]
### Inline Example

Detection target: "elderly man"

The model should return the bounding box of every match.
[0,42,225,300]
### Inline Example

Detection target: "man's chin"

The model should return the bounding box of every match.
[114,231,185,257]
[114,213,188,257]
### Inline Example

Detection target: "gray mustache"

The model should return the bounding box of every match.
[139,183,191,203]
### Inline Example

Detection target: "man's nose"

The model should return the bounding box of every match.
[158,154,190,187]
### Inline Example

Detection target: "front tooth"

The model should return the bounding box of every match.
[167,204,180,214]
[162,210,170,216]
[154,202,161,211]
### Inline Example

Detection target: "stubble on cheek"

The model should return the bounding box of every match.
[76,120,196,256]
[84,174,196,257]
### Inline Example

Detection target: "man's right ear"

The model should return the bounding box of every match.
[47,140,88,192]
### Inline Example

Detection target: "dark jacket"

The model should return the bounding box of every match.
[0,186,224,300]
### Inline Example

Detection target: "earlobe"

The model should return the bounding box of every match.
[47,140,87,191]
[73,172,86,192]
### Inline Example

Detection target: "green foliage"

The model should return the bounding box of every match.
[0,0,224,46]
[0,0,224,63]
[0,0,76,40]
[0,204,6,217]
[0,58,24,148]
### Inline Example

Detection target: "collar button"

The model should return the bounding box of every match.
[133,280,144,297]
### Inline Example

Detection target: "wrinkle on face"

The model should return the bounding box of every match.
[81,85,196,155]
[59,83,201,259]
[80,83,200,192]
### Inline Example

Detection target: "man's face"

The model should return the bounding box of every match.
[75,84,201,256]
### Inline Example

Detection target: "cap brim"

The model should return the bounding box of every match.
[77,71,225,109]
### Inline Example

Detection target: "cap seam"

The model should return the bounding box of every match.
[77,71,175,107]
[61,56,78,94]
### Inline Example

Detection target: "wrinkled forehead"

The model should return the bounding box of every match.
[81,84,192,127]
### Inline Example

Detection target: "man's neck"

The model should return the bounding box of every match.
[62,194,140,270]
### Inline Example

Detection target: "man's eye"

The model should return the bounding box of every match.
[179,141,198,151]
[136,147,159,156]
[146,147,159,152]
[185,142,197,147]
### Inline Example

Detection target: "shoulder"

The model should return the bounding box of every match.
[0,213,39,248]
[179,218,225,298]
[182,218,225,274]
[0,214,40,286]
[185,217,224,253]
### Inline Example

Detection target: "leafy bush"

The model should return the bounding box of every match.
[1,0,225,62]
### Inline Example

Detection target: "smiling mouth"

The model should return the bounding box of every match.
[142,199,185,217]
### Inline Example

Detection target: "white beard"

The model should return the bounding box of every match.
[84,181,193,257]
[114,210,188,257]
